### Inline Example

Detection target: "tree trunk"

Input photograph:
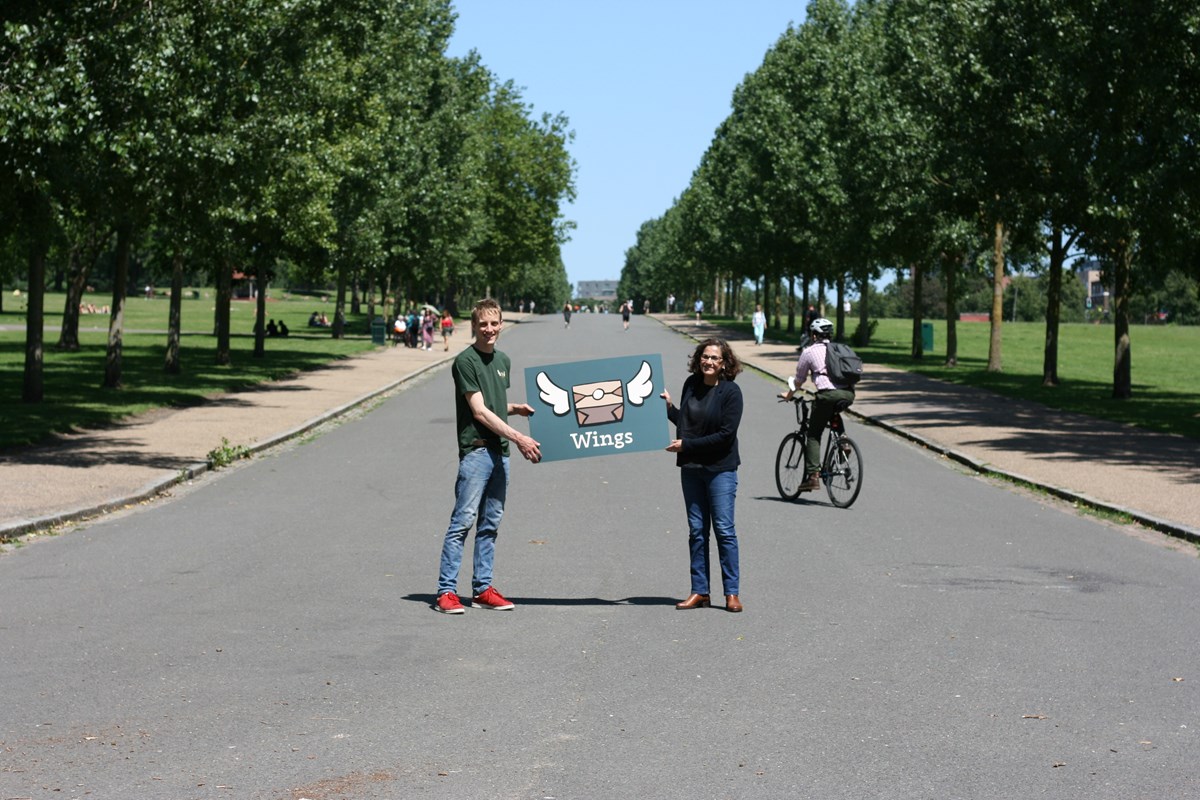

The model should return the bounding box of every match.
[103,222,133,389]
[1112,237,1133,399]
[367,270,376,321]
[165,251,183,374]
[911,262,925,360]
[712,273,721,317]
[801,272,810,325]
[1042,225,1075,387]
[215,260,232,366]
[253,274,267,357]
[332,261,347,338]
[786,273,795,332]
[835,274,846,342]
[762,275,771,333]
[21,190,51,403]
[774,275,785,330]
[986,218,1005,372]
[64,224,113,351]
[351,269,361,315]
[817,276,826,317]
[58,245,84,352]
[24,245,46,402]
[943,250,960,367]
[856,266,870,346]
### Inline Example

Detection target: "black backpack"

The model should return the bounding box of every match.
[822,341,863,387]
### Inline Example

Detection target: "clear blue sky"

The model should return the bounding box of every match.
[446,1,807,291]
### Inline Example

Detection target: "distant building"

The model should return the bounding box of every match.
[577,280,619,301]
[1076,258,1109,311]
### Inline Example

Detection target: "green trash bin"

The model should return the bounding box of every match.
[921,322,934,352]
[370,317,387,345]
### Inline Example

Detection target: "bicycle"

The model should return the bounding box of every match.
[775,379,864,508]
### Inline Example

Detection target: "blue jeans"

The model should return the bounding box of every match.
[680,468,739,596]
[437,448,509,595]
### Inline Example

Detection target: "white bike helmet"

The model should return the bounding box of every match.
[809,317,834,337]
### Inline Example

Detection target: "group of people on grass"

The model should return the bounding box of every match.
[433,297,854,617]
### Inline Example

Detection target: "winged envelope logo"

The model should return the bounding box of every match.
[535,360,655,428]
[572,380,624,426]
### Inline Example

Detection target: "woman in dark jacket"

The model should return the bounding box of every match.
[661,338,744,612]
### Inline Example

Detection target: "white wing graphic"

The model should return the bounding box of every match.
[626,360,654,406]
[536,371,571,416]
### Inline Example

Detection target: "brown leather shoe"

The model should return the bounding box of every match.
[675,593,711,609]
[797,473,822,492]
[725,595,743,613]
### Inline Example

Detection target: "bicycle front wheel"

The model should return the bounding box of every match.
[775,432,806,500]
[823,435,863,508]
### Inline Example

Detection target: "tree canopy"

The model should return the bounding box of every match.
[622,0,1199,398]
[2,0,576,399]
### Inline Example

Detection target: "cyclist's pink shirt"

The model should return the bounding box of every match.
[794,342,837,391]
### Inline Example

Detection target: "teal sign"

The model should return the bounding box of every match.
[524,354,670,462]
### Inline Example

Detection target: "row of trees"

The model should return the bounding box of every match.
[619,0,1199,397]
[2,0,576,402]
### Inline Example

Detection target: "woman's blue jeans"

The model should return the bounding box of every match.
[438,447,509,595]
[680,467,739,596]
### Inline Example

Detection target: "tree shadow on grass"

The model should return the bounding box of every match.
[0,339,367,450]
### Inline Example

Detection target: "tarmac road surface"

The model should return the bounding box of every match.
[1,313,1198,799]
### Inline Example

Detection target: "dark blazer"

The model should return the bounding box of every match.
[666,374,743,471]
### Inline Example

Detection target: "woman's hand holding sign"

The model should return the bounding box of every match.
[660,390,682,452]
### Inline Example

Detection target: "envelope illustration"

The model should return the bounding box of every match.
[573,379,624,426]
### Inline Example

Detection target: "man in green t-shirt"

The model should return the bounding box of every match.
[435,298,541,614]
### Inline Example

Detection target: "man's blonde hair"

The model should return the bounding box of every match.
[471,297,502,326]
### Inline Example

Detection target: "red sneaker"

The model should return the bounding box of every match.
[471,586,515,610]
[435,592,465,614]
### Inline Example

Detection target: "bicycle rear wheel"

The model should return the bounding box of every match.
[775,432,806,500]
[823,435,863,508]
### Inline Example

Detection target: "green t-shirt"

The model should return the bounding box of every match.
[453,345,512,457]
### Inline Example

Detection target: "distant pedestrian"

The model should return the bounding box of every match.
[752,304,766,345]
[440,309,455,351]
[422,309,436,350]
[434,298,541,615]
[694,297,704,323]
[393,314,407,346]
[406,308,419,348]
[621,301,631,331]
[563,302,572,328]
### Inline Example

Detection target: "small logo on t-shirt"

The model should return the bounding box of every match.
[496,370,506,379]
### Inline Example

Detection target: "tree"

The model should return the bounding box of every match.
[1068,0,1200,397]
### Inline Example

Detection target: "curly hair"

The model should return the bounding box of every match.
[686,337,743,381]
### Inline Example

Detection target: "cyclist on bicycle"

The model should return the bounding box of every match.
[778,318,856,492]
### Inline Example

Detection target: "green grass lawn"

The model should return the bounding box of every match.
[0,291,380,449]
[723,315,1200,441]
[5,293,1196,449]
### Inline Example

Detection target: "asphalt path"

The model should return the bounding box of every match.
[2,313,1198,799]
